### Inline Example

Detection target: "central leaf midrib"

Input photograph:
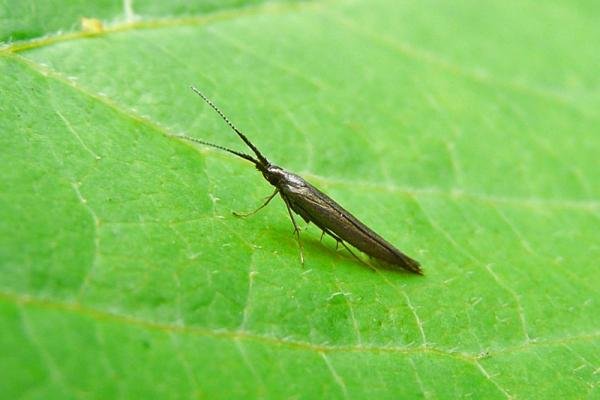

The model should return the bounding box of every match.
[7,53,597,211]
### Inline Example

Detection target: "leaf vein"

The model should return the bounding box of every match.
[10,53,598,213]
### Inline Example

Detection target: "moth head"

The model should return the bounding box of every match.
[261,164,286,186]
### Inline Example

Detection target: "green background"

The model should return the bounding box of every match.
[1,0,599,398]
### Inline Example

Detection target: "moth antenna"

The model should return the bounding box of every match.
[174,135,259,165]
[190,86,270,166]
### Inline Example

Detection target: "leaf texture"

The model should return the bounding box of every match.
[1,0,599,399]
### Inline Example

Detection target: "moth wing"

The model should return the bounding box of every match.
[280,180,422,274]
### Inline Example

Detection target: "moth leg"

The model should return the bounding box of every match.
[283,201,305,266]
[233,189,278,218]
[338,241,376,271]
[323,229,376,271]
[320,230,325,242]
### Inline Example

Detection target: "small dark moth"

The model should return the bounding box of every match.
[178,87,422,274]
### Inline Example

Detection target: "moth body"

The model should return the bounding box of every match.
[180,87,422,274]
[264,165,421,274]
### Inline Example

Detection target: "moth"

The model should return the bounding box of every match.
[178,87,422,274]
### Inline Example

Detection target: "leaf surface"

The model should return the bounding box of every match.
[1,0,599,399]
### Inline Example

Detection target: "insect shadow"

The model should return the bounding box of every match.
[259,215,371,267]
[176,87,423,275]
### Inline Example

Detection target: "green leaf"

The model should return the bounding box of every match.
[1,0,599,398]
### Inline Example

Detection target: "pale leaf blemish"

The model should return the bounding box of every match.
[123,0,136,22]
[80,18,104,34]
[326,291,350,302]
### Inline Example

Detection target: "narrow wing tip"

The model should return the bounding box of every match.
[377,254,424,275]
[399,254,423,275]
[407,261,424,275]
